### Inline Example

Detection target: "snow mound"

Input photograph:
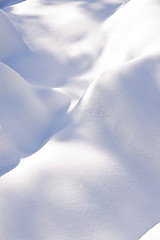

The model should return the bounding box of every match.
[72,52,160,160]
[1,0,160,239]
[66,52,160,239]
[0,62,69,174]
[3,0,125,89]
[96,0,160,72]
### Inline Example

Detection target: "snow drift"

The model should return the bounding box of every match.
[0,0,160,239]
[0,4,70,173]
[0,61,69,174]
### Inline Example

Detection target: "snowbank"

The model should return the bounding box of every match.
[0,0,160,239]
[0,61,69,174]
[72,52,160,164]
[93,0,160,76]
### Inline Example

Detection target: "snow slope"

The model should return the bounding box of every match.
[140,224,160,240]
[1,0,160,239]
[0,61,69,174]
[0,4,70,173]
[0,9,25,60]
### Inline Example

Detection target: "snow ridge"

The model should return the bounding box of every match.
[0,0,160,239]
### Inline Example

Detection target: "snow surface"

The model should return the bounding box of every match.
[0,0,160,239]
[140,223,160,240]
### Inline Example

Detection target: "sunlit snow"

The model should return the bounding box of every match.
[0,0,160,239]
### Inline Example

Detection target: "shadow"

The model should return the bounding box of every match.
[2,0,123,89]
[79,1,122,21]
[0,0,104,176]
[39,0,122,22]
[0,153,20,177]
[0,94,70,177]
[0,0,26,9]
[5,48,97,88]
[0,58,70,177]
[2,10,103,87]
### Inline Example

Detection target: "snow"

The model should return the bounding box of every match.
[0,60,69,172]
[0,0,160,239]
[0,9,25,60]
[140,224,160,240]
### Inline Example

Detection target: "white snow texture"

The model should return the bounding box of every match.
[0,0,160,239]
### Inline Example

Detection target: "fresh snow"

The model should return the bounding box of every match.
[0,0,160,239]
[140,224,160,240]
